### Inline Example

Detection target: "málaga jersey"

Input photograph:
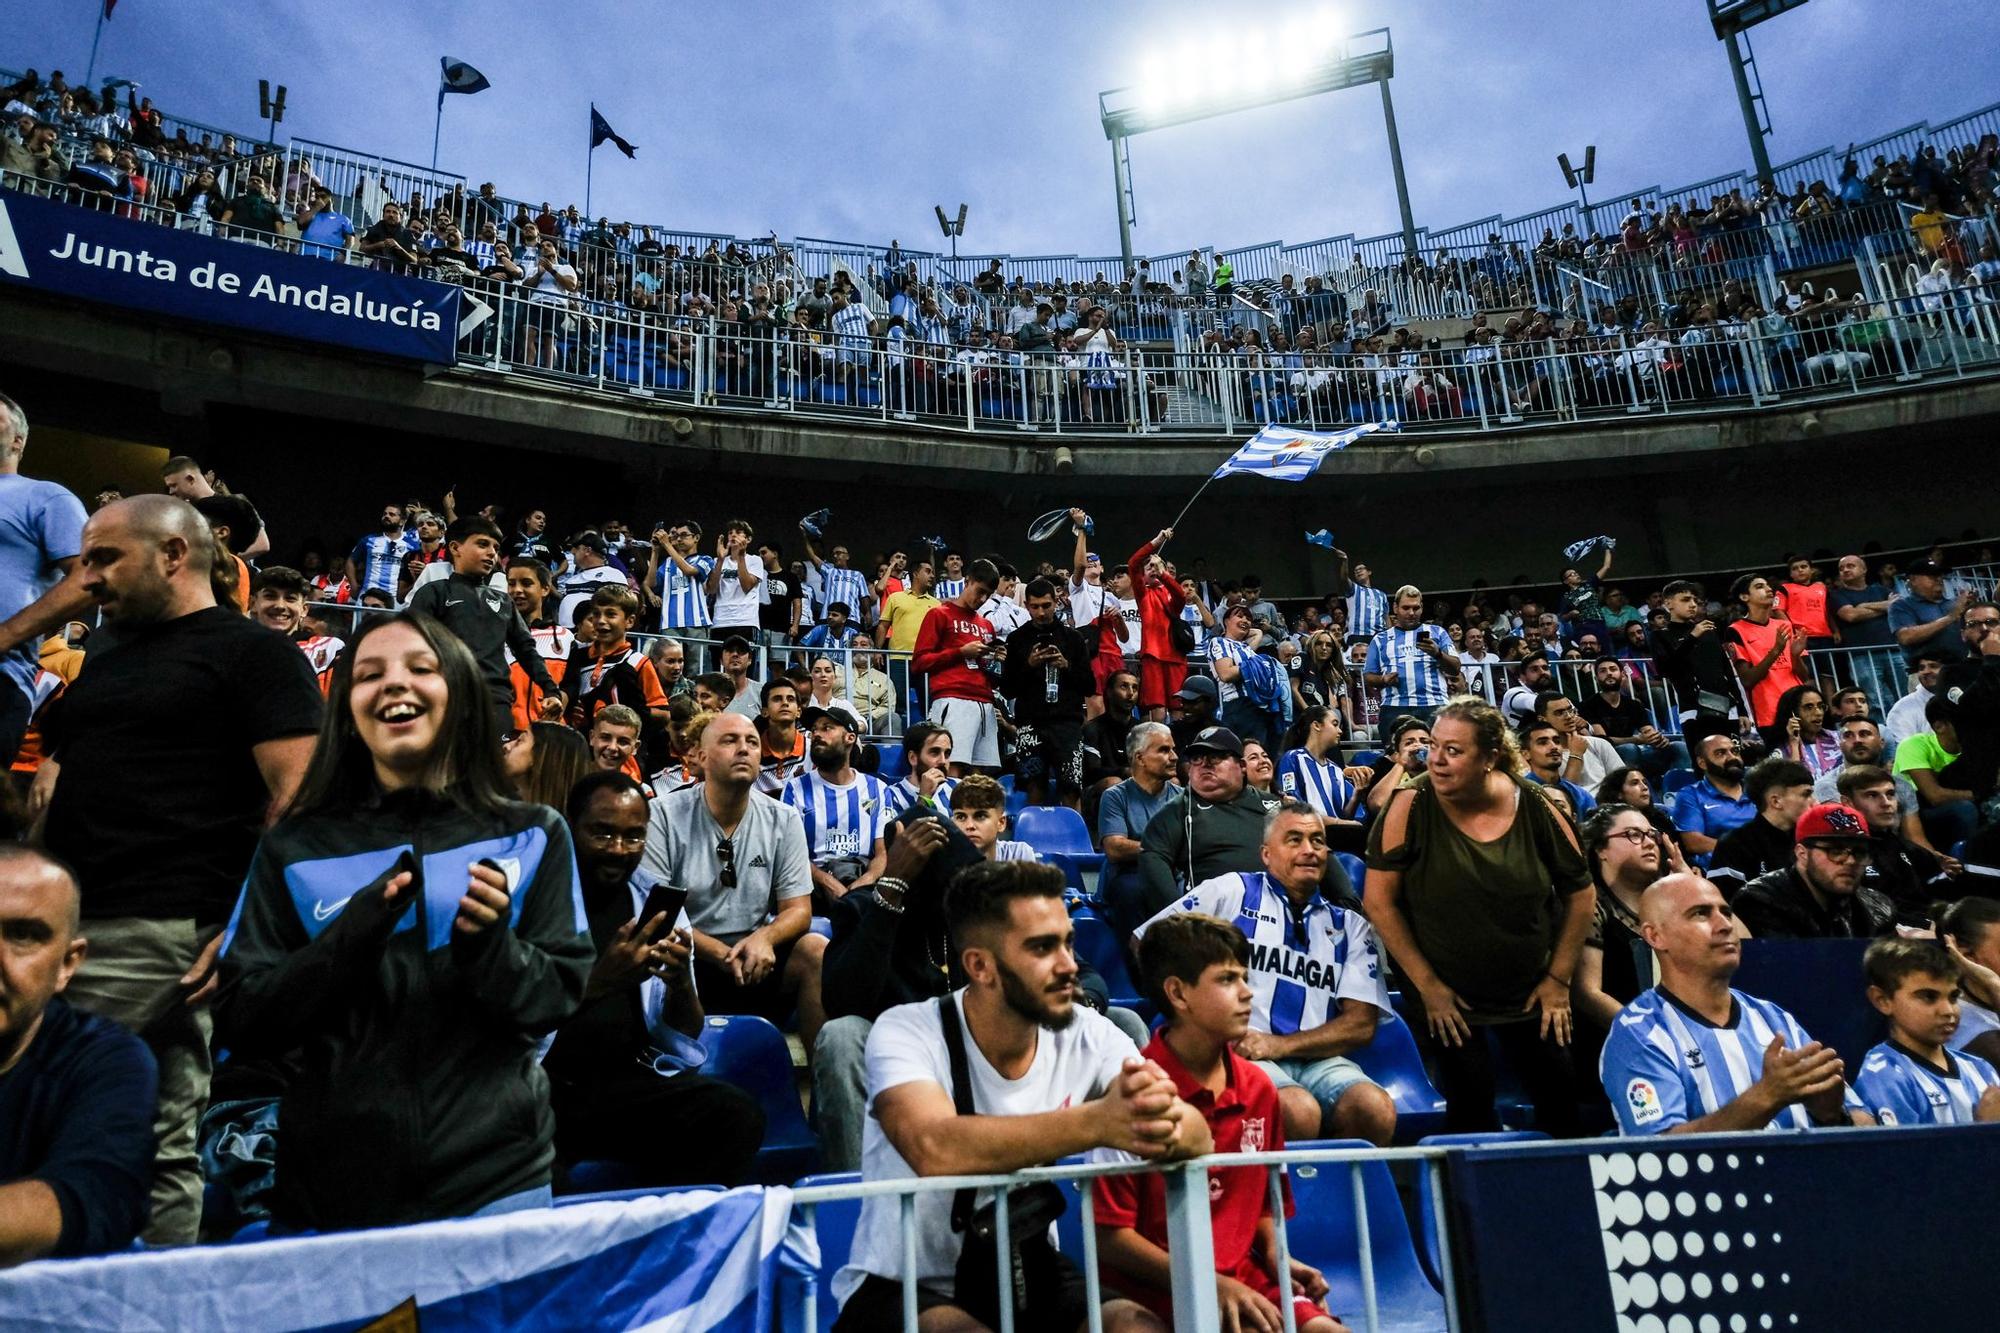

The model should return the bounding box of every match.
[883,775,956,817]
[783,770,893,865]
[1278,748,1356,819]
[658,553,715,629]
[1854,1041,2000,1126]
[1136,871,1390,1037]
[1600,986,1865,1135]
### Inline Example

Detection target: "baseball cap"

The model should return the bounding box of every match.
[720,633,755,655]
[567,531,609,555]
[799,703,860,734]
[1794,803,1871,845]
[1184,725,1244,759]
[1904,559,1947,577]
[1175,675,1219,704]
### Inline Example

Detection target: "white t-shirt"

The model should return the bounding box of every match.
[835,992,1138,1304]
[980,594,1028,637]
[710,552,767,629]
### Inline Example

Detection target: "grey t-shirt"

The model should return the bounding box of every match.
[639,785,811,944]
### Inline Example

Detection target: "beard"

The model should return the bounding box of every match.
[995,955,1076,1031]
[1715,760,1746,782]
[811,740,849,773]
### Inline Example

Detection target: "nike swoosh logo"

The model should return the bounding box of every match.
[312,895,354,922]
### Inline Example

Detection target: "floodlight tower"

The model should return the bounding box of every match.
[1707,0,1815,185]
[1098,26,1418,271]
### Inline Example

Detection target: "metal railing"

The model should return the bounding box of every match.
[789,1142,1456,1333]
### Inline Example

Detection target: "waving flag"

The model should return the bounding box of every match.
[1305,529,1338,550]
[1562,534,1618,563]
[1212,421,1398,482]
[439,57,491,108]
[590,105,637,158]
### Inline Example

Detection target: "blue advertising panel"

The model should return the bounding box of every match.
[0,188,460,363]
[1444,1127,2000,1332]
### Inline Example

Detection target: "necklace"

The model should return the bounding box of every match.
[921,916,953,978]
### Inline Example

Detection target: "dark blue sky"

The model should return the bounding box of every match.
[16,1,1999,259]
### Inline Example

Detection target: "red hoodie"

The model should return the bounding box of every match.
[912,601,996,703]
[1129,541,1190,662]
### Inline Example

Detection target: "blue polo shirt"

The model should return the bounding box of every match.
[1670,778,1755,865]
[1524,771,1597,816]
[1885,593,1963,667]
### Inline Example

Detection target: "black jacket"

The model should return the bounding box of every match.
[1001,620,1095,724]
[1733,865,1895,940]
[215,790,592,1230]
[1652,621,1739,713]
[1706,816,1795,899]
[406,572,558,712]
[1936,653,2000,800]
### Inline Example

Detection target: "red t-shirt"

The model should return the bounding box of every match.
[1092,1033,1290,1316]
[1129,541,1191,663]
[1776,580,1833,640]
[911,603,995,703]
[1725,615,1802,726]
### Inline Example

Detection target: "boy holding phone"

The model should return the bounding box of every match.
[1093,914,1346,1332]
[1853,938,2000,1126]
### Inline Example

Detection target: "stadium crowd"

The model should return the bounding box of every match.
[5,379,2000,1325]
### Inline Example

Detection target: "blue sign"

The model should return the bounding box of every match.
[0,187,460,364]
[1443,1126,2000,1331]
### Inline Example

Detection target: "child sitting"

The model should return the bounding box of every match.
[1093,913,1347,1332]
[1854,938,2000,1126]
[949,774,1038,862]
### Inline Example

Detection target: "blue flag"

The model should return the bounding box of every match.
[438,57,490,109]
[1305,529,1338,550]
[1212,421,1397,482]
[590,105,637,158]
[1562,534,1617,563]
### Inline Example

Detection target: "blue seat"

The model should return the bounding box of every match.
[873,740,905,778]
[1334,852,1368,896]
[1731,938,1880,1069]
[1070,909,1146,1016]
[791,1171,861,1331]
[1004,789,1029,825]
[1351,750,1382,768]
[1412,1132,1549,1288]
[997,773,1016,795]
[702,1014,819,1183]
[1016,805,1105,894]
[1660,768,1700,795]
[1349,1005,1448,1143]
[1282,1139,1448,1331]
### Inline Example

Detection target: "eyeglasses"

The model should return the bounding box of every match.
[1605,828,1660,847]
[1807,843,1871,863]
[716,837,736,889]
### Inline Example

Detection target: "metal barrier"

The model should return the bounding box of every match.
[789,1142,1456,1333]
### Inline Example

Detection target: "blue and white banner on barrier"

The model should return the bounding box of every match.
[0,188,461,363]
[0,1186,804,1332]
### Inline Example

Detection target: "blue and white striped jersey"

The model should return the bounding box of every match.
[832,301,874,346]
[883,775,956,817]
[1205,634,1257,704]
[348,533,412,596]
[1363,623,1454,708]
[1136,871,1390,1037]
[658,553,715,629]
[1600,986,1865,1135]
[935,578,966,601]
[782,770,893,866]
[1277,748,1357,819]
[815,564,871,622]
[1348,581,1388,640]
[1854,1041,2000,1127]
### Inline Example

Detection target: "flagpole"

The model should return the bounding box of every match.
[85,4,108,87]
[1168,470,1222,533]
[431,93,444,175]
[584,105,594,227]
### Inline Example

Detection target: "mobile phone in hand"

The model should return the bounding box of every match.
[639,884,690,939]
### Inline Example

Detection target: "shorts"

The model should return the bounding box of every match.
[835,1258,1089,1332]
[1139,655,1187,711]
[1092,649,1125,696]
[1014,719,1084,797]
[1257,1054,1376,1117]
[929,696,1000,768]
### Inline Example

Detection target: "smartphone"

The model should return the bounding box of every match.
[639,884,690,939]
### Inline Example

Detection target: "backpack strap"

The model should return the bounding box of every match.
[938,996,979,1234]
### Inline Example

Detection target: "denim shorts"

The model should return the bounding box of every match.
[1256,1054,1375,1112]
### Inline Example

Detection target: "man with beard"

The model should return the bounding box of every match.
[543,772,765,1188]
[1733,804,1897,939]
[1168,673,1221,752]
[342,501,416,601]
[1082,669,1142,795]
[782,706,892,900]
[1000,577,1094,808]
[881,720,958,816]
[38,496,321,1244]
[832,861,1211,1331]
[1670,732,1755,862]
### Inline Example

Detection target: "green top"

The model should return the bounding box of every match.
[1891,730,1959,778]
[1367,774,1591,1023]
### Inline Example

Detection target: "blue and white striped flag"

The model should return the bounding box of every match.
[1212,421,1397,482]
[438,57,491,109]
[1305,529,1338,549]
[1562,534,1617,563]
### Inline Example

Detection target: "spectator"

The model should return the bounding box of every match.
[516,238,580,370]
[1558,544,1616,644]
[1933,598,2000,819]
[0,394,90,767]
[585,705,644,780]
[1498,651,1553,726]
[914,558,1000,777]
[1571,805,1673,1071]
[1854,939,2000,1126]
[1885,649,1948,746]
[879,552,939,656]
[405,516,564,729]
[220,170,283,236]
[510,508,556,568]
[1363,586,1459,738]
[949,774,1037,863]
[1707,756,1815,898]
[545,772,765,1186]
[783,705,893,899]
[800,527,872,631]
[504,719,590,809]
[1592,766,1690,858]
[1136,801,1396,1145]
[1276,705,1363,834]
[1359,716,1432,817]
[1887,560,1970,669]
[0,121,68,184]
[554,531,625,630]
[1137,726,1295,924]
[1775,554,1836,652]
[1534,689,1624,791]
[1000,576,1095,807]
[1734,803,1897,939]
[716,634,762,718]
[1670,732,1755,861]
[1082,669,1143,796]
[754,677,810,795]
[1937,898,2000,1067]
[1599,873,1869,1134]
[1895,694,1980,852]
[829,860,1208,1331]
[845,635,897,735]
[1812,714,1921,813]
[883,719,958,816]
[1098,721,1181,930]
[40,496,320,1245]
[1772,683,1841,777]
[358,200,422,273]
[1518,715,1598,816]
[647,521,714,638]
[297,187,355,260]
[1724,573,1806,744]
[564,584,669,735]
[638,712,826,1052]
[1836,764,1954,921]
[1579,655,1683,776]
[1328,546,1388,646]
[1828,554,1897,698]
[1127,529,1189,722]
[1241,738,1276,794]
[1204,604,1284,752]
[0,846,158,1265]
[1364,695,1594,1134]
[215,614,592,1229]
[343,501,413,601]
[1652,579,1746,748]
[1095,914,1343,1332]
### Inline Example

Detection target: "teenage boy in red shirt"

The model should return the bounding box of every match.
[1094,914,1347,1332]
[1129,527,1190,722]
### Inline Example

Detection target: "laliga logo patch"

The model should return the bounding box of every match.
[1626,1077,1664,1125]
[1878,1108,1899,1125]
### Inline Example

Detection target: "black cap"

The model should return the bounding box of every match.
[1184,725,1244,758]
[720,634,755,655]
[567,531,609,556]
[1175,675,1219,703]
[1904,559,1947,577]
[799,703,859,734]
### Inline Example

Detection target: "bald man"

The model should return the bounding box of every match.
[0,846,158,1265]
[1597,872,1871,1135]
[38,494,322,1245]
